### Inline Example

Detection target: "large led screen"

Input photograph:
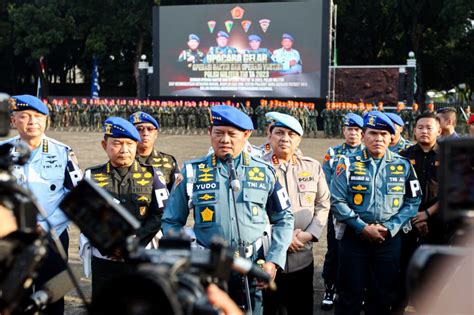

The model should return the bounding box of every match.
[157,1,327,97]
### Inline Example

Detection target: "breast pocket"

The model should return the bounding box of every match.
[297,182,318,208]
[348,183,371,212]
[386,183,405,212]
[192,192,219,226]
[40,166,65,195]
[242,188,268,224]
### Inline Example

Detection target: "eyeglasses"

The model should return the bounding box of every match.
[136,126,157,133]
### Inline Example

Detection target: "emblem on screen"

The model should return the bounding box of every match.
[231,6,245,19]
[207,20,216,33]
[259,19,271,33]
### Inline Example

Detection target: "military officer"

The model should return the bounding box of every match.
[321,113,364,310]
[386,112,413,153]
[162,105,294,314]
[320,102,333,138]
[271,33,302,74]
[2,94,82,315]
[245,34,272,61]
[178,33,205,64]
[331,111,421,315]
[84,117,168,299]
[262,114,330,314]
[129,111,179,191]
[206,31,238,58]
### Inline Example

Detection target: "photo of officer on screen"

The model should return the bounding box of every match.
[244,34,272,62]
[178,34,204,64]
[206,31,238,56]
[271,33,303,75]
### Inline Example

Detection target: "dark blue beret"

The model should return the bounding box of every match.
[385,112,404,127]
[248,34,262,42]
[282,33,294,41]
[210,105,254,131]
[11,94,49,115]
[130,111,160,130]
[363,111,396,134]
[104,117,141,142]
[217,31,229,38]
[344,113,363,128]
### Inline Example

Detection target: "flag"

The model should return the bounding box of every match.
[91,56,100,99]
[37,57,46,98]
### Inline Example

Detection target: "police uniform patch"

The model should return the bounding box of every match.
[324,153,330,162]
[351,184,368,191]
[198,192,216,201]
[247,167,265,181]
[197,167,215,183]
[133,173,142,179]
[137,195,149,202]
[163,163,172,169]
[336,163,346,176]
[97,182,108,187]
[200,206,215,222]
[144,172,153,178]
[353,193,363,205]
[393,198,400,207]
[136,179,150,186]
[139,206,147,216]
[252,206,259,216]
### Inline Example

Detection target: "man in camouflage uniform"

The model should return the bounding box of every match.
[255,101,266,135]
[320,102,333,138]
[307,103,318,138]
[178,34,204,64]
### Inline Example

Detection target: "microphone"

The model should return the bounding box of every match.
[23,270,74,313]
[224,153,240,192]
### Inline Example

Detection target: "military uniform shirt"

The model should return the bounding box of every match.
[331,148,422,236]
[162,151,294,268]
[136,149,180,191]
[389,137,412,153]
[85,160,168,246]
[178,49,204,63]
[322,142,363,185]
[2,135,82,236]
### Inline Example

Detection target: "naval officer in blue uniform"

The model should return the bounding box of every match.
[162,105,294,314]
[330,111,421,315]
[386,112,412,153]
[2,94,82,315]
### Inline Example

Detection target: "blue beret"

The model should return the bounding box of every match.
[11,94,49,115]
[363,111,395,135]
[188,34,200,42]
[248,34,262,42]
[217,31,229,38]
[272,113,304,136]
[210,105,254,131]
[282,33,294,41]
[130,111,160,130]
[385,112,404,127]
[344,113,363,128]
[265,111,285,123]
[104,117,141,142]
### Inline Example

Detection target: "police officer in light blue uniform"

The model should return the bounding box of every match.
[162,105,294,314]
[331,111,421,315]
[320,113,364,310]
[245,34,272,61]
[206,31,238,56]
[2,94,82,315]
[271,33,302,74]
[386,112,413,153]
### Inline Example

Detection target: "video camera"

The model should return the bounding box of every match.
[407,138,474,313]
[59,178,271,315]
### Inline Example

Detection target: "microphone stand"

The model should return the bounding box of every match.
[224,154,253,314]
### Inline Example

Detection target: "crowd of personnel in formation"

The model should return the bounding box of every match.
[2,94,474,315]
[39,97,473,138]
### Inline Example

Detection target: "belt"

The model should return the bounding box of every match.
[244,238,263,259]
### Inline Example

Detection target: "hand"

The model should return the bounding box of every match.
[361,224,387,243]
[288,229,305,253]
[414,221,429,237]
[295,231,313,244]
[207,284,243,315]
[257,262,277,289]
[412,211,429,224]
[0,205,17,238]
[289,59,296,66]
